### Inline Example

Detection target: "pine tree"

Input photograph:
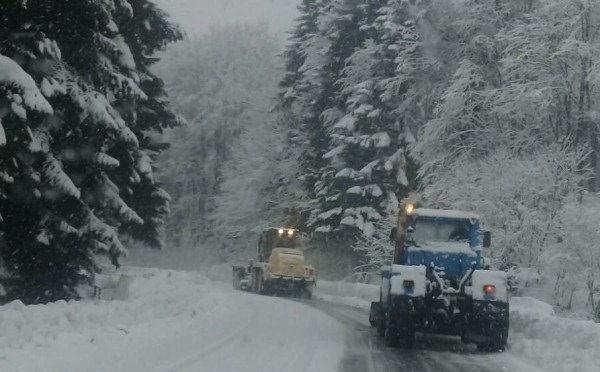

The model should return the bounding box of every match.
[292,0,379,241]
[280,0,322,102]
[299,0,419,248]
[0,0,181,303]
[318,1,423,240]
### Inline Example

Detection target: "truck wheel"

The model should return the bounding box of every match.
[384,312,400,347]
[477,326,508,352]
[399,325,415,349]
[476,338,506,352]
[376,316,385,337]
[477,314,508,352]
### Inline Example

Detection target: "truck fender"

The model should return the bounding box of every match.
[389,264,427,297]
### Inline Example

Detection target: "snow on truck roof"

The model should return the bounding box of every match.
[412,208,480,221]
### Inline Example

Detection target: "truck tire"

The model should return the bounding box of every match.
[476,338,506,352]
[399,324,415,349]
[384,312,400,347]
[391,313,415,349]
[376,316,385,337]
[477,317,508,352]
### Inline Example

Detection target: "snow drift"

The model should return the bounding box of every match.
[509,297,600,372]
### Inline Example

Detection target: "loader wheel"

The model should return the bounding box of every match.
[303,289,313,299]
[302,283,315,299]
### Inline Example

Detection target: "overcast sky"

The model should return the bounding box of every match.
[153,0,300,37]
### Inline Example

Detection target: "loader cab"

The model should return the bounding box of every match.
[258,227,298,262]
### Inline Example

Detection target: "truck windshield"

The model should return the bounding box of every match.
[412,219,471,244]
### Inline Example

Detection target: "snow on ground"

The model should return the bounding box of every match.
[315,280,600,372]
[313,280,378,310]
[509,297,600,372]
[0,267,345,372]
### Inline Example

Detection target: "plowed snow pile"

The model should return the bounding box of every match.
[510,297,600,372]
[0,267,344,372]
[0,268,220,350]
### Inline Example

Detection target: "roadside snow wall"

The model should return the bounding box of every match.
[510,297,600,372]
[0,268,224,350]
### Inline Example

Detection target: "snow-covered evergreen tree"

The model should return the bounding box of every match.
[288,0,382,242]
[0,0,180,302]
[278,0,332,220]
[314,1,421,242]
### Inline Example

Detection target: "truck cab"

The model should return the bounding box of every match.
[400,208,490,280]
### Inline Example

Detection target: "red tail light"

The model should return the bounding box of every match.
[483,284,496,295]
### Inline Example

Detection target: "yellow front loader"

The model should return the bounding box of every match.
[233,228,316,298]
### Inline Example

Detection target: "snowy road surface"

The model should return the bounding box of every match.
[307,300,538,372]
[0,268,344,372]
[1,268,598,372]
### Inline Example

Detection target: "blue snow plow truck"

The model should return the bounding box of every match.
[369,204,509,352]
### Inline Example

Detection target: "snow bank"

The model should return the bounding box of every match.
[509,297,600,372]
[1,267,345,372]
[314,280,379,310]
[0,268,220,350]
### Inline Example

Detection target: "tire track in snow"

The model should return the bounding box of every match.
[306,299,540,372]
[153,292,260,372]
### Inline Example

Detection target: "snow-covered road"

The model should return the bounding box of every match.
[2,268,599,372]
[0,268,344,372]
[308,300,539,372]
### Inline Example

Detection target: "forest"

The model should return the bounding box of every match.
[0,0,599,320]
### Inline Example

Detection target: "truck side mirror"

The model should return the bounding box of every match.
[483,231,491,248]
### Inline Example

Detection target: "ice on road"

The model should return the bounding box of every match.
[0,268,345,372]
